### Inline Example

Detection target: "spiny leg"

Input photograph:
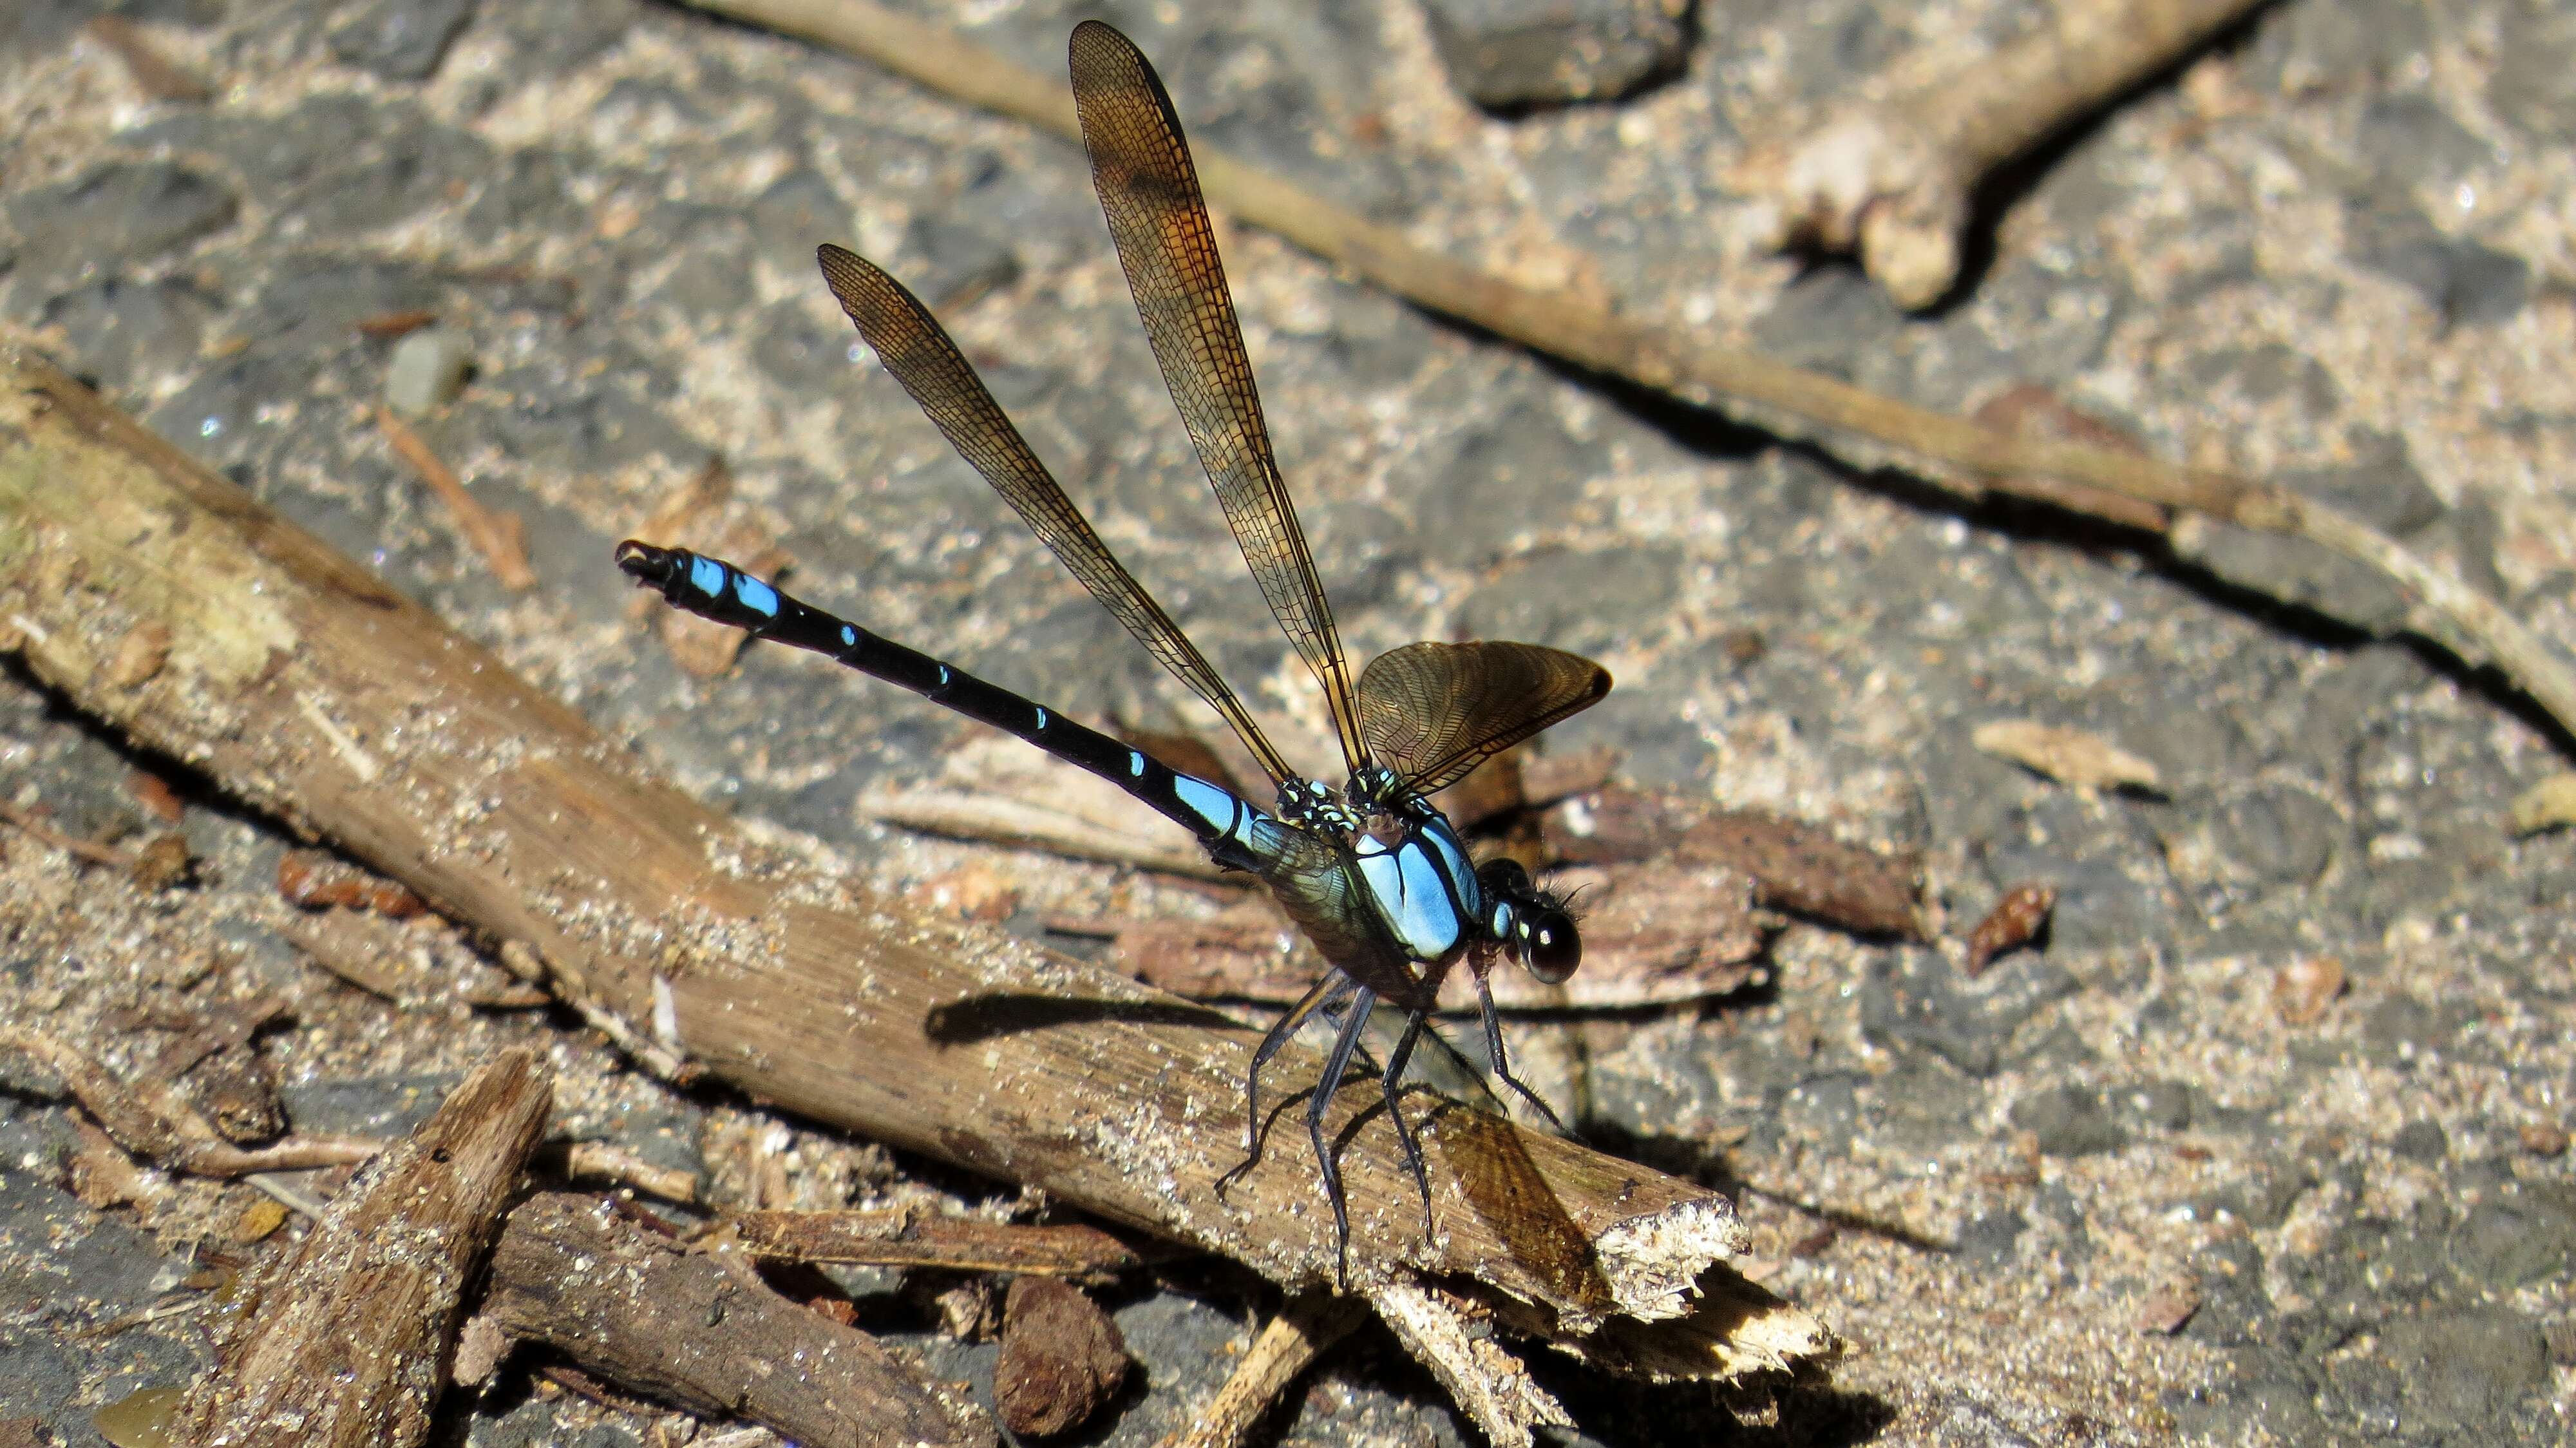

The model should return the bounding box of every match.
[1308,985,1376,1286]
[1475,967,1566,1133]
[1379,1004,1435,1241]
[1218,973,1353,1198]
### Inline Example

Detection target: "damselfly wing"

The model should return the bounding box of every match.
[618,19,1609,1279]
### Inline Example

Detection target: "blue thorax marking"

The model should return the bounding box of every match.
[1354,819,1476,962]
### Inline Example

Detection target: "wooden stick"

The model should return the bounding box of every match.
[0,1025,383,1178]
[475,1192,994,1448]
[672,0,2575,754]
[712,1207,1150,1278]
[376,405,537,591]
[0,344,1821,1433]
[1161,1292,1368,1448]
[170,1047,553,1448]
[1734,0,2266,308]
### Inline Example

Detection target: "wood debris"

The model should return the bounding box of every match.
[278,847,428,917]
[472,1192,995,1448]
[0,1025,381,1179]
[377,405,536,591]
[2508,772,2576,836]
[713,1206,1149,1279]
[1732,0,2266,309]
[1971,719,2163,794]
[1964,883,2056,975]
[171,1049,554,1448]
[994,1276,1132,1438]
[1159,1293,1367,1448]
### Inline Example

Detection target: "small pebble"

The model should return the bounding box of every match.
[2520,1123,2569,1157]
[2271,955,2345,1026]
[384,327,472,415]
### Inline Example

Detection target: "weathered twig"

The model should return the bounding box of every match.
[279,906,552,1011]
[472,1192,994,1448]
[711,1206,1150,1279]
[376,405,536,591]
[0,799,127,866]
[1161,1291,1368,1448]
[673,0,2575,756]
[171,1047,553,1448]
[1732,0,2266,308]
[0,343,1824,1441]
[0,1025,382,1178]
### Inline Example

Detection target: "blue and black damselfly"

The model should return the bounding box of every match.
[618,21,1610,1277]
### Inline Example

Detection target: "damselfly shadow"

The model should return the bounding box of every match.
[621,21,1613,1286]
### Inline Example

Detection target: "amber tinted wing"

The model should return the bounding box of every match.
[1356,641,1611,798]
[1066,21,1368,776]
[817,243,1296,786]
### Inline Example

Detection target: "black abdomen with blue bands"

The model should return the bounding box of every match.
[619,542,1278,868]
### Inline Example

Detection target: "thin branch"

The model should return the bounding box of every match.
[376,405,537,591]
[1732,0,2266,308]
[674,0,2575,753]
[0,1025,383,1179]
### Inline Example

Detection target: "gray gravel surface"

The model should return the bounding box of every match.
[3,1,2571,1444]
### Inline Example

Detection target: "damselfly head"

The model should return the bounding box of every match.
[1475,857,1582,985]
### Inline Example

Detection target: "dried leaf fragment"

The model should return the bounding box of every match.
[2271,955,2344,1026]
[2135,1284,2201,1335]
[2508,772,2576,836]
[994,1277,1130,1437]
[1964,882,2056,974]
[1972,720,2163,793]
[277,847,425,917]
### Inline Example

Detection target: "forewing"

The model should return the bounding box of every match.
[818,243,1295,786]
[1356,641,1611,798]
[1066,21,1368,776]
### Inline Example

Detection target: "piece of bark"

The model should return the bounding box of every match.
[0,343,1821,1421]
[1734,0,2266,308]
[716,1208,1148,1279]
[278,847,428,917]
[1964,882,2055,975]
[476,1192,993,1448]
[1160,1292,1368,1448]
[169,1047,553,1448]
[1546,787,1924,939]
[994,1276,1131,1437]
[279,906,549,1010]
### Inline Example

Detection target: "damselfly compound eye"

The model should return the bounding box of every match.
[1522,909,1580,983]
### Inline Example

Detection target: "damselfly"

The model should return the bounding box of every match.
[618,21,1610,1274]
